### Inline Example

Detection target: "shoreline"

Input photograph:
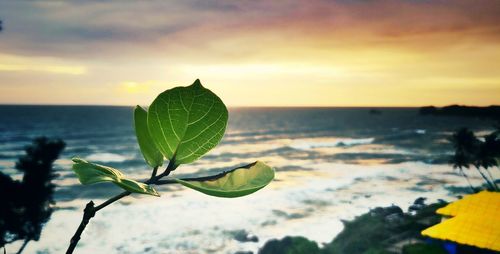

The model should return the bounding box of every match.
[14,161,487,253]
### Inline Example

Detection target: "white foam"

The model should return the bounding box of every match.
[415,129,426,134]
[86,153,129,162]
[290,137,374,150]
[18,160,484,254]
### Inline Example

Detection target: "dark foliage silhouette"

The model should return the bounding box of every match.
[450,128,499,191]
[420,105,500,120]
[0,137,65,253]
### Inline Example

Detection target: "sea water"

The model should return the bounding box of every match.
[0,106,497,253]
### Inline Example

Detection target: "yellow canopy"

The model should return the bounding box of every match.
[436,191,500,218]
[421,191,500,251]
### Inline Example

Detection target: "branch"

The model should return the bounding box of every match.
[16,238,30,254]
[66,161,177,254]
[150,166,159,179]
[155,162,257,185]
[154,175,224,185]
[155,179,177,185]
[94,191,130,212]
[66,202,95,254]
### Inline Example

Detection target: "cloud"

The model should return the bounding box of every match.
[0,54,86,75]
[0,64,85,75]
[0,0,499,106]
[0,0,498,61]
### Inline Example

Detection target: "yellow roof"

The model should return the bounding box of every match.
[421,191,500,251]
[422,213,500,251]
[436,191,500,217]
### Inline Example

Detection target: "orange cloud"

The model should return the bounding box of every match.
[0,1,499,106]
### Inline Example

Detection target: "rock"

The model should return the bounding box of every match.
[258,236,320,254]
[413,197,426,205]
[370,205,403,217]
[228,229,259,243]
[409,197,428,214]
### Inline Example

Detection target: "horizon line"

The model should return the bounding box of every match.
[0,103,498,108]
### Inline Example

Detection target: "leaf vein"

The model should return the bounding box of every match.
[178,89,188,112]
[181,110,223,144]
[160,95,180,141]
[154,100,173,153]
[188,97,215,126]
[177,122,225,161]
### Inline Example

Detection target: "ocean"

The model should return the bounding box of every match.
[0,106,497,253]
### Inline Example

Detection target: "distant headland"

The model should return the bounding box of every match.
[419,105,500,119]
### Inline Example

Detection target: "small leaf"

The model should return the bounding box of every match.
[134,106,163,168]
[72,158,159,196]
[147,79,228,166]
[72,158,124,184]
[173,161,274,198]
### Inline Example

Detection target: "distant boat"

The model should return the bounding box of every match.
[369,109,382,115]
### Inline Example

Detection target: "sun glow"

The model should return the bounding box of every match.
[0,54,86,75]
[0,64,86,75]
[121,82,150,94]
[0,1,499,106]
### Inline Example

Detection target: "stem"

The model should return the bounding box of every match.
[94,191,131,212]
[15,239,29,254]
[475,166,495,190]
[485,168,498,191]
[66,202,95,254]
[458,167,475,193]
[66,161,177,254]
[155,179,177,185]
[150,166,158,179]
[156,161,257,185]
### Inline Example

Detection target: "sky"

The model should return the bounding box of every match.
[0,0,499,107]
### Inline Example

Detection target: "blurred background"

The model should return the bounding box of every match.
[0,1,499,254]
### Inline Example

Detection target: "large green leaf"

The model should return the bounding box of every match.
[72,158,159,196]
[147,79,228,166]
[173,161,274,198]
[134,106,163,168]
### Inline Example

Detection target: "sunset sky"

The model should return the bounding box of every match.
[0,0,499,107]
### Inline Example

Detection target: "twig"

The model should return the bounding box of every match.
[65,161,177,254]
[155,161,257,185]
[458,167,475,193]
[484,168,498,191]
[155,179,177,185]
[475,166,496,190]
[150,166,158,179]
[66,202,95,254]
[15,238,30,254]
[94,191,131,212]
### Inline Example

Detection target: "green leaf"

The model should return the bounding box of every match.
[134,106,164,168]
[114,178,158,197]
[147,79,228,165]
[173,161,274,198]
[72,158,159,196]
